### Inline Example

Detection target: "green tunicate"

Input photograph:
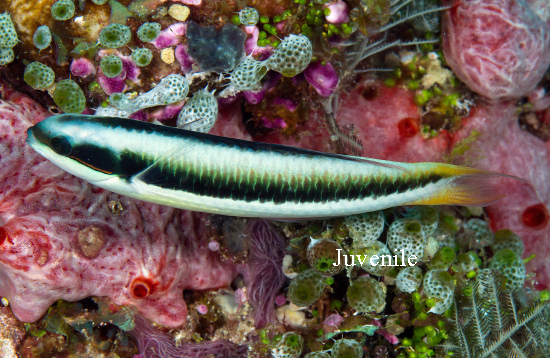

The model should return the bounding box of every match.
[489,249,525,290]
[99,23,131,48]
[331,339,363,358]
[100,55,123,78]
[91,0,108,4]
[24,62,55,90]
[239,7,259,26]
[131,47,152,66]
[428,246,456,270]
[50,0,75,21]
[52,80,86,113]
[0,13,18,48]
[137,22,161,42]
[33,25,52,50]
[0,46,14,65]
[492,229,524,257]
[288,269,325,306]
[271,332,303,358]
[423,269,454,314]
[347,277,385,313]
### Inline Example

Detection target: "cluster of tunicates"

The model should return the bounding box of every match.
[176,89,218,133]
[306,237,344,276]
[491,229,524,257]
[24,62,55,90]
[346,276,386,313]
[422,269,454,314]
[0,13,17,65]
[345,211,385,247]
[271,332,303,358]
[229,34,313,91]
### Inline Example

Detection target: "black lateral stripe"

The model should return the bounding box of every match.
[122,151,445,204]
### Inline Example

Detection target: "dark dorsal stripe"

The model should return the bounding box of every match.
[121,150,444,204]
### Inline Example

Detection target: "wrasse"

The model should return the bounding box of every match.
[26,114,511,219]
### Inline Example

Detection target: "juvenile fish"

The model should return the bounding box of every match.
[26,114,512,219]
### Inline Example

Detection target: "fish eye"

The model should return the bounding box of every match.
[51,136,72,156]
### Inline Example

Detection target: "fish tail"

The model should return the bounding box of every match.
[406,164,524,207]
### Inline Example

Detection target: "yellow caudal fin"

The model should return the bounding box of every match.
[407,165,525,207]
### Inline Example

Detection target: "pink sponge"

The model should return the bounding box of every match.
[442,0,550,100]
[0,88,236,328]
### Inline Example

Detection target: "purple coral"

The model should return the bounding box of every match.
[70,57,95,77]
[152,23,186,49]
[304,61,339,97]
[246,219,287,328]
[130,314,247,358]
[175,44,195,73]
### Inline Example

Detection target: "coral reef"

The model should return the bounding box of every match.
[0,0,549,355]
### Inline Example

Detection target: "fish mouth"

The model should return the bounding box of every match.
[26,127,38,149]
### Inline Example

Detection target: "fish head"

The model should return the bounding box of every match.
[26,114,119,183]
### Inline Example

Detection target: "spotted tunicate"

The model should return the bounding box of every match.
[109,92,130,110]
[387,218,427,263]
[99,23,131,49]
[428,246,456,270]
[331,339,363,358]
[353,240,392,276]
[491,229,524,257]
[176,89,218,133]
[347,277,385,313]
[52,79,86,113]
[33,25,52,50]
[306,238,344,276]
[271,332,303,358]
[489,249,525,290]
[396,266,423,293]
[423,269,454,314]
[50,0,75,21]
[131,48,153,67]
[346,211,385,247]
[239,7,260,25]
[100,55,123,78]
[403,206,438,236]
[0,47,14,65]
[24,62,55,90]
[230,56,268,91]
[459,218,494,248]
[288,269,325,307]
[266,34,312,77]
[137,22,161,42]
[0,13,18,48]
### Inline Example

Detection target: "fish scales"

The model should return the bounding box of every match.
[26,114,515,219]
